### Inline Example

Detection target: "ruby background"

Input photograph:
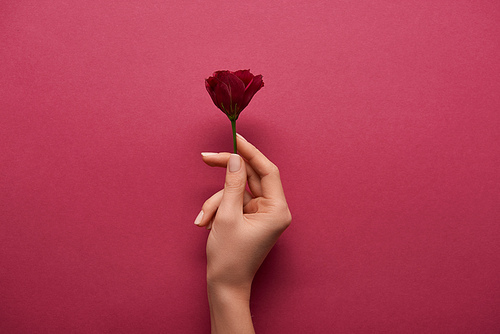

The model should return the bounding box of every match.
[1,1,499,333]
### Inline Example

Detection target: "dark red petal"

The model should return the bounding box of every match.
[206,75,219,90]
[233,69,254,87]
[205,78,218,105]
[213,70,230,79]
[216,71,246,96]
[213,80,231,114]
[213,71,246,116]
[240,74,264,110]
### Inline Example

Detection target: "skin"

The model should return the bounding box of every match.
[195,134,292,333]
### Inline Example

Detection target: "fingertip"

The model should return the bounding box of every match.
[206,220,213,230]
[228,154,242,173]
[201,152,219,167]
[236,133,248,142]
[201,152,232,167]
[201,152,218,165]
[194,210,204,226]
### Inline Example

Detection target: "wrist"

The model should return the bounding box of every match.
[207,279,252,303]
[207,281,254,333]
[207,265,255,293]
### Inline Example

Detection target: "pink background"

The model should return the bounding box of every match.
[1,1,499,333]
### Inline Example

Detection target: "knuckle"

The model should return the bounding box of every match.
[285,207,292,222]
[282,208,292,228]
[269,164,280,177]
[272,201,291,229]
[275,200,288,213]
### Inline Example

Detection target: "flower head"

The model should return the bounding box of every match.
[205,70,264,121]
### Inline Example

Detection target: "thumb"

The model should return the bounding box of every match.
[218,154,247,219]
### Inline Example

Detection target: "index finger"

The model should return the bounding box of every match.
[236,134,285,199]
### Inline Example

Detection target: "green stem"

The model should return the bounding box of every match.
[231,119,237,154]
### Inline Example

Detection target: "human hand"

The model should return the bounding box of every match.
[195,134,292,290]
[195,134,291,332]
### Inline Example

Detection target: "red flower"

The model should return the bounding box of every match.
[205,70,264,121]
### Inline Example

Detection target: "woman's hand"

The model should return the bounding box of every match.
[195,134,291,333]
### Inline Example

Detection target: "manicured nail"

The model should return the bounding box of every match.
[228,154,241,173]
[206,218,214,230]
[194,210,203,225]
[236,133,247,142]
[201,152,218,156]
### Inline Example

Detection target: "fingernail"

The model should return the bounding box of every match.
[206,217,214,230]
[194,210,203,225]
[201,152,218,156]
[236,133,247,142]
[228,154,241,173]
